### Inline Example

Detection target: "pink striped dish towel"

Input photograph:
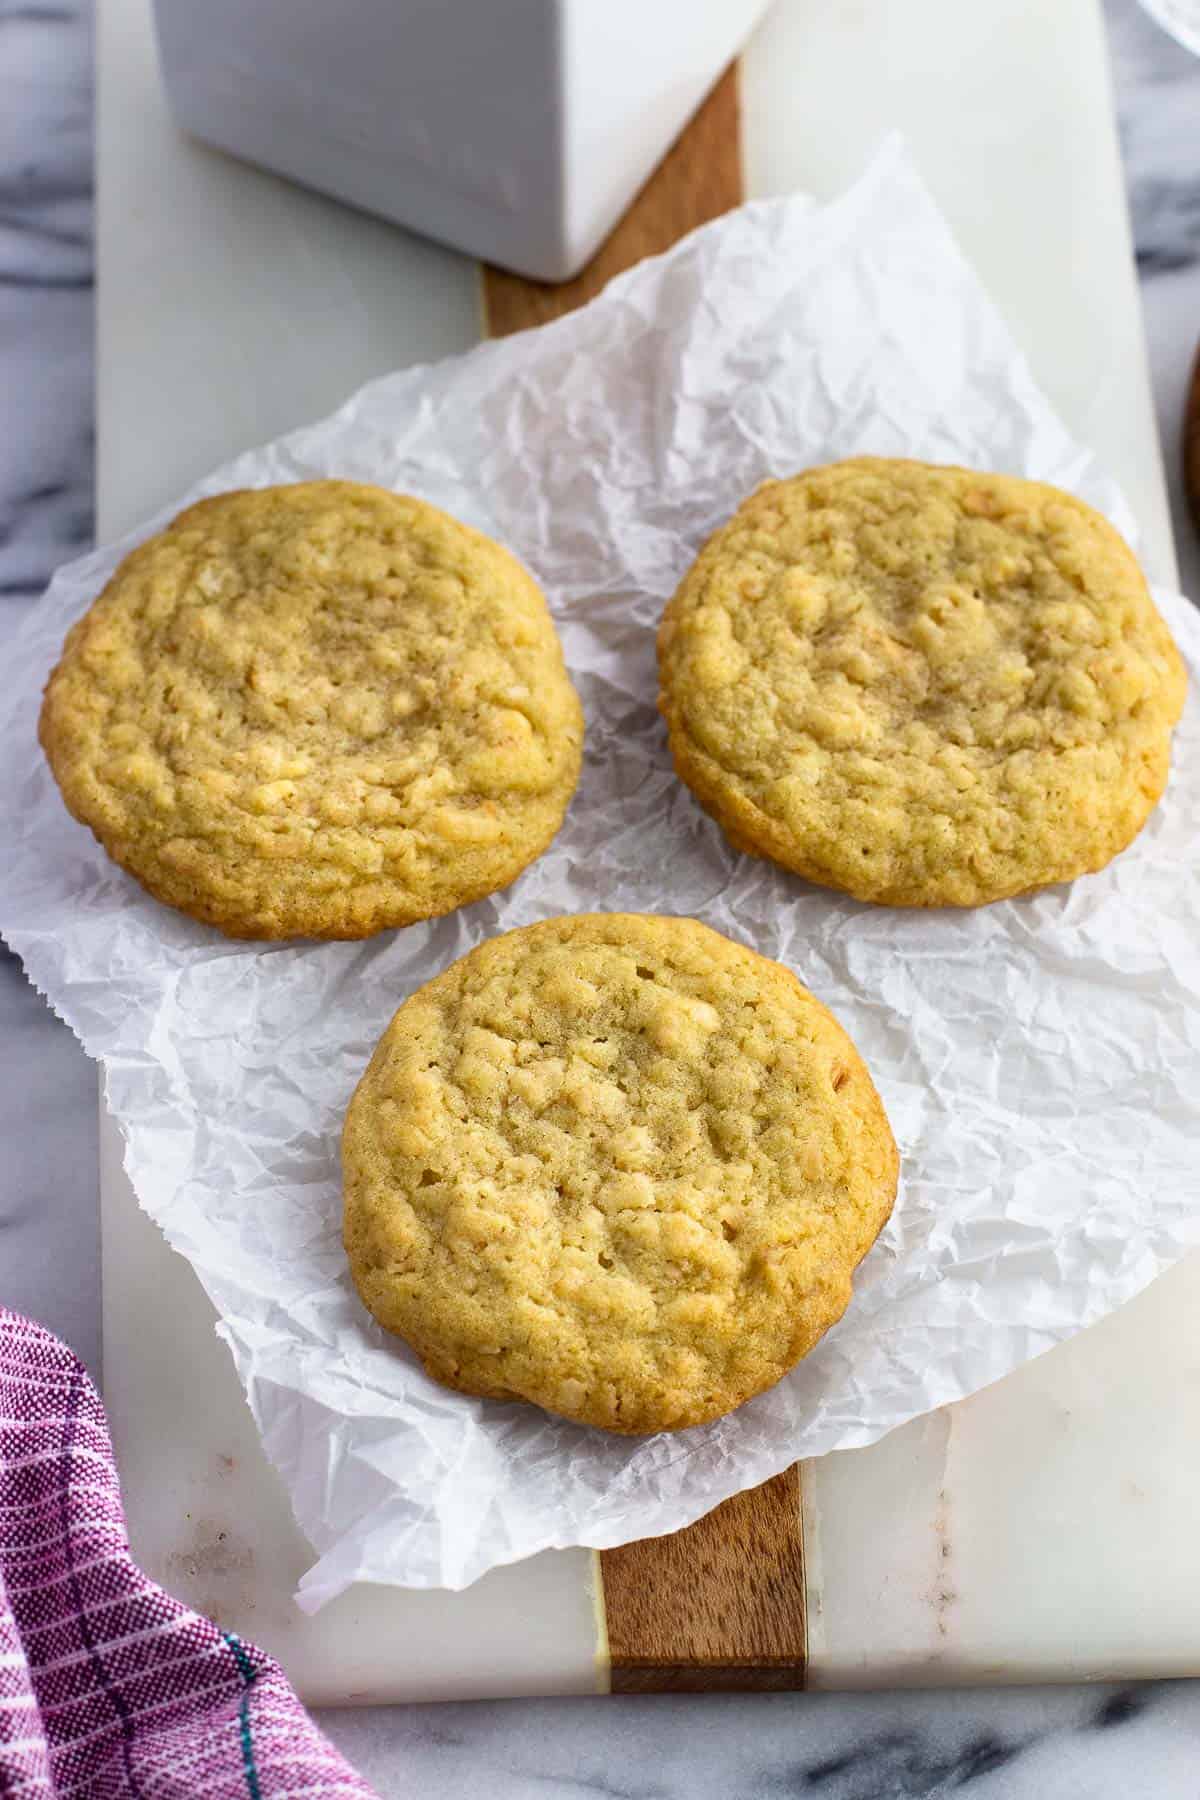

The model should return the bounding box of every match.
[0,1308,379,1797]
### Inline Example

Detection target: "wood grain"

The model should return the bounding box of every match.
[601,1467,807,1692]
[1184,339,1200,535]
[481,56,807,1694]
[482,64,744,338]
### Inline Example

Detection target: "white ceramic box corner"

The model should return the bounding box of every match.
[150,0,771,282]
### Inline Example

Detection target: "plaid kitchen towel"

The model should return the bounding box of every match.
[0,1308,379,1797]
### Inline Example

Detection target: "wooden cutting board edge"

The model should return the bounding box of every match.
[1184,341,1200,536]
[480,62,808,1696]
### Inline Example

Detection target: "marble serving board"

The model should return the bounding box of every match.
[98,0,1200,1701]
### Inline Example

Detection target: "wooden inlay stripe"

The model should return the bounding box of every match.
[481,60,807,1694]
[601,1466,807,1693]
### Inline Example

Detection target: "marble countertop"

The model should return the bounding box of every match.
[4,1,1200,1793]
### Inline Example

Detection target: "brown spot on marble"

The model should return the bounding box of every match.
[163,1518,255,1629]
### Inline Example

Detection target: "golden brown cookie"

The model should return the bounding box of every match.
[343,913,898,1434]
[657,459,1186,907]
[40,482,583,938]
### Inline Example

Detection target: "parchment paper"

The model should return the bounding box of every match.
[3,141,1199,1603]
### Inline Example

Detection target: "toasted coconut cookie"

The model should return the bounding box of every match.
[40,482,583,937]
[343,913,898,1434]
[658,459,1185,906]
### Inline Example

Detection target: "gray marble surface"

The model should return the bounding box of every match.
[4,1,1200,1793]
[0,0,98,1372]
[1108,0,1200,608]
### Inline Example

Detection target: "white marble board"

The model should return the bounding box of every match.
[97,0,1200,1700]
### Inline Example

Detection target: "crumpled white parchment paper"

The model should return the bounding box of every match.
[2,141,1199,1604]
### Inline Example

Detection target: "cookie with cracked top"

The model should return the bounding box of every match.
[40,481,583,938]
[342,912,898,1434]
[657,458,1185,906]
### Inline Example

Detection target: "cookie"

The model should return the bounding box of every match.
[40,482,584,939]
[343,913,897,1434]
[657,458,1186,907]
